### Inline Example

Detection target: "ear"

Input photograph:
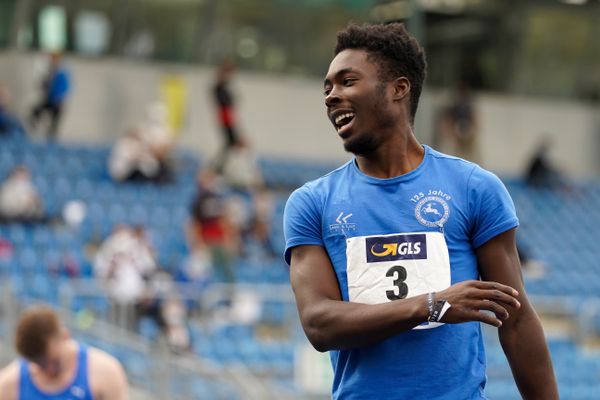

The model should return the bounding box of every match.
[392,77,411,101]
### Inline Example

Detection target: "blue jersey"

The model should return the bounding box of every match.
[19,343,94,400]
[283,145,518,400]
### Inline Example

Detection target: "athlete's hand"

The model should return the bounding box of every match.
[435,280,521,327]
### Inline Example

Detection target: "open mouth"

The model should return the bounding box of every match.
[333,112,355,133]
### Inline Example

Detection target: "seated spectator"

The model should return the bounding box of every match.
[108,101,174,183]
[525,137,567,190]
[161,296,191,353]
[138,270,192,353]
[0,84,26,138]
[0,166,45,223]
[179,245,213,286]
[93,225,157,330]
[108,130,157,182]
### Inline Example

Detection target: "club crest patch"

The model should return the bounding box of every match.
[414,196,450,228]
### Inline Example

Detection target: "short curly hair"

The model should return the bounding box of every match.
[334,22,427,124]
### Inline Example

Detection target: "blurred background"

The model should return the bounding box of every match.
[0,0,599,399]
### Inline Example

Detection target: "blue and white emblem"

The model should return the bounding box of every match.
[415,196,450,228]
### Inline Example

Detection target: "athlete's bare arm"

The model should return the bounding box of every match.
[476,228,559,400]
[0,361,19,400]
[88,348,129,400]
[290,244,521,351]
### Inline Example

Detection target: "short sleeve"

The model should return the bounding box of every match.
[468,166,519,248]
[283,185,323,265]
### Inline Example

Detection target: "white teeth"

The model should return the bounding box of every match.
[334,112,355,125]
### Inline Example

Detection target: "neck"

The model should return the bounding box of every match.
[355,126,424,179]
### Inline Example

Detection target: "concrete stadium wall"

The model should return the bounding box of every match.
[0,51,598,178]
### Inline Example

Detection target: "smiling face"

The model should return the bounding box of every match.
[324,49,400,156]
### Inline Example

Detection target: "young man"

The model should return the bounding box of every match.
[0,306,129,400]
[283,23,558,399]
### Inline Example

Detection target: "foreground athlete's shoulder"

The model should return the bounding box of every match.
[428,147,477,174]
[88,347,126,380]
[427,147,504,185]
[0,361,19,400]
[89,346,123,370]
[468,163,508,190]
[88,347,128,398]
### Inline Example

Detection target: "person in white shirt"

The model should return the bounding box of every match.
[94,225,157,329]
[108,101,174,183]
[0,166,45,223]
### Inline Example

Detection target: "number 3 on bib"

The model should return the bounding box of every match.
[386,265,408,300]
[346,232,451,329]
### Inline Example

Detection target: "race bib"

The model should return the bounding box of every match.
[346,232,451,329]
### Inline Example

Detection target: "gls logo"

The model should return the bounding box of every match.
[366,234,427,263]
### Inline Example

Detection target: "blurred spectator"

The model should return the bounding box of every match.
[161,296,191,352]
[223,194,250,245]
[222,137,265,191]
[252,186,274,226]
[177,242,214,316]
[0,166,45,223]
[243,188,276,262]
[0,83,26,138]
[29,52,71,140]
[138,270,192,353]
[180,245,213,286]
[188,169,239,283]
[525,137,569,191]
[108,130,150,181]
[244,217,277,262]
[93,225,157,329]
[438,81,479,162]
[108,101,174,183]
[212,61,240,172]
[48,250,81,279]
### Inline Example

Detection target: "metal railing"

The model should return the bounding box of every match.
[6,279,598,399]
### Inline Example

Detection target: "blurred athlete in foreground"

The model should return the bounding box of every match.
[0,306,128,400]
[284,22,558,399]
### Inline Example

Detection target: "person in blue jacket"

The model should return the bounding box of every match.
[30,52,71,140]
[283,22,558,399]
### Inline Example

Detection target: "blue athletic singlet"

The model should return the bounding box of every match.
[283,145,519,400]
[19,343,94,400]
